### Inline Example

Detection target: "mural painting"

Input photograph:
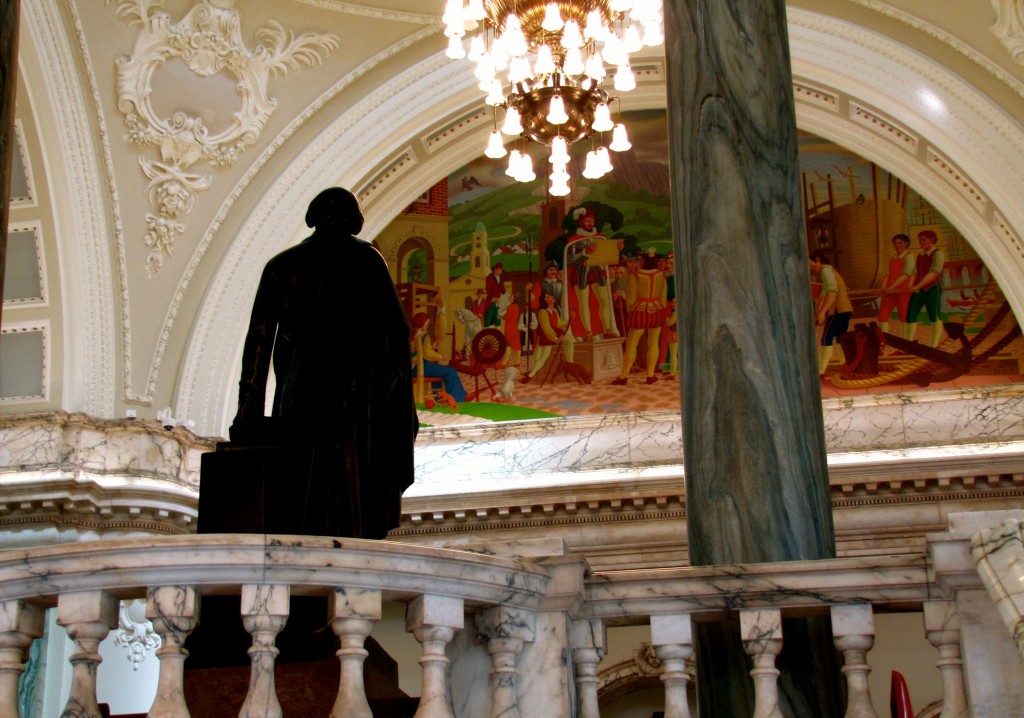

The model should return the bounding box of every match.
[373,111,1023,425]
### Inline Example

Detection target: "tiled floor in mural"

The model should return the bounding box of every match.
[416,347,1024,426]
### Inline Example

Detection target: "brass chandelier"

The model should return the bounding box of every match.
[442,0,663,196]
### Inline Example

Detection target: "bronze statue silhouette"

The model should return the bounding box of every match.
[231,187,416,539]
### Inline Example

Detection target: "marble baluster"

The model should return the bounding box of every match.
[570,618,605,718]
[650,614,693,718]
[145,586,199,718]
[923,601,969,718]
[56,591,119,718]
[476,606,535,718]
[239,584,289,718]
[830,604,879,718]
[740,610,784,718]
[407,595,463,718]
[0,600,43,718]
[329,588,381,718]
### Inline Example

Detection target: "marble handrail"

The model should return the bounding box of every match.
[585,554,930,619]
[0,535,550,606]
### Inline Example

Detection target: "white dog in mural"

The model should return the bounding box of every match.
[492,367,519,402]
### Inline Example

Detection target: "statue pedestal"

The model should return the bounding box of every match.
[573,337,623,381]
[198,442,312,535]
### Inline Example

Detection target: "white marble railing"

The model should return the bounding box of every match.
[0,534,996,718]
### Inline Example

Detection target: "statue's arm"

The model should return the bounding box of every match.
[233,263,279,425]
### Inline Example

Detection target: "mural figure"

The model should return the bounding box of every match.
[471,288,488,322]
[664,298,679,378]
[612,264,630,333]
[903,230,947,347]
[532,260,576,364]
[564,207,619,340]
[498,288,522,367]
[876,233,915,336]
[411,312,468,403]
[233,187,415,539]
[484,262,504,326]
[613,248,667,385]
[522,292,573,383]
[810,250,852,376]
[657,252,676,371]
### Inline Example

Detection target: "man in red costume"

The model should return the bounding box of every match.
[612,248,667,385]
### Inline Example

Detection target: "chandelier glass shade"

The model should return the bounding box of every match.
[442,0,663,196]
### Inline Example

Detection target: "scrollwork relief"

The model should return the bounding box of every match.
[112,599,161,670]
[992,0,1024,64]
[110,0,338,275]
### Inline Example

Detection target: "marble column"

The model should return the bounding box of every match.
[665,0,839,713]
[57,591,119,718]
[328,588,381,718]
[0,600,43,718]
[0,0,19,326]
[146,586,200,718]
[407,595,463,718]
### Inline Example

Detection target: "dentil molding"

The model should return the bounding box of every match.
[110,0,338,276]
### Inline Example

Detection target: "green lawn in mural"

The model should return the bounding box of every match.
[385,110,1023,425]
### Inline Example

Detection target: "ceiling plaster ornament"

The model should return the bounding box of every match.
[991,0,1024,64]
[112,599,161,670]
[110,0,339,276]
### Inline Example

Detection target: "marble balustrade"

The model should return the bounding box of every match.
[0,532,1009,718]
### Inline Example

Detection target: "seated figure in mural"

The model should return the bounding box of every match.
[233,187,417,540]
[530,260,575,364]
[410,312,468,403]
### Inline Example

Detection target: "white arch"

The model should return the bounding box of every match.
[177,12,1024,436]
[22,0,117,417]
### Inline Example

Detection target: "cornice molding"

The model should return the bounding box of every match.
[845,0,1024,97]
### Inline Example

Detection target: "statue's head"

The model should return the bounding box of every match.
[305,187,364,235]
